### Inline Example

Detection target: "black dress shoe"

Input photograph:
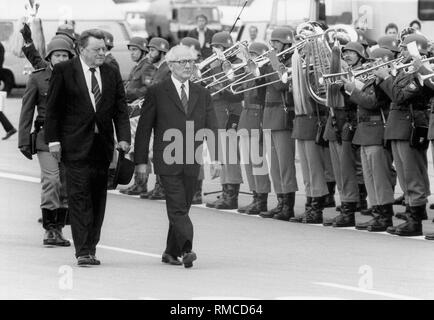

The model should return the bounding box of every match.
[425,233,434,240]
[182,251,197,268]
[2,128,17,140]
[162,253,182,266]
[89,255,101,265]
[77,255,93,266]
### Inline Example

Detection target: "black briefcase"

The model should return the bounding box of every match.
[409,124,429,150]
[30,131,37,155]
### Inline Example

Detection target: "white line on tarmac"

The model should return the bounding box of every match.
[313,282,420,300]
[95,243,161,259]
[0,172,40,183]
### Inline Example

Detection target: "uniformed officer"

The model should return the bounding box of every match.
[18,38,74,246]
[258,27,298,221]
[343,48,396,231]
[102,31,120,71]
[181,36,206,205]
[237,42,271,215]
[376,34,433,236]
[120,37,156,196]
[289,34,331,224]
[205,31,244,210]
[323,41,367,227]
[139,37,171,201]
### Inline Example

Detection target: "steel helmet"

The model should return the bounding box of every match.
[45,38,74,61]
[148,37,169,53]
[181,37,201,53]
[248,42,269,56]
[211,31,233,48]
[369,48,395,62]
[103,31,114,49]
[52,34,75,48]
[56,24,76,41]
[270,27,294,44]
[401,33,428,55]
[127,37,148,52]
[377,35,400,53]
[342,41,367,59]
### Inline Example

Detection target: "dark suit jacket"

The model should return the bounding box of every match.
[134,78,219,177]
[187,28,215,59]
[44,57,131,162]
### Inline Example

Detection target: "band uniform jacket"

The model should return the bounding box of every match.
[350,78,391,146]
[134,78,219,177]
[18,66,51,152]
[238,71,266,132]
[187,28,215,59]
[262,56,294,131]
[209,58,243,129]
[428,97,434,140]
[323,87,358,141]
[104,52,120,71]
[380,71,431,141]
[125,57,156,102]
[44,57,131,162]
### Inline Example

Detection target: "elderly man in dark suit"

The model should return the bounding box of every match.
[135,44,219,268]
[45,29,131,266]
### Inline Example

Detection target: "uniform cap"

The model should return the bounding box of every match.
[377,35,400,53]
[211,31,233,48]
[45,38,74,61]
[342,41,367,59]
[401,33,428,55]
[103,31,114,48]
[181,37,201,53]
[127,36,148,52]
[270,27,294,44]
[248,42,269,56]
[369,48,395,61]
[56,24,76,41]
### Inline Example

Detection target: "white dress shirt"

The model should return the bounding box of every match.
[197,27,206,48]
[171,75,190,101]
[79,57,102,111]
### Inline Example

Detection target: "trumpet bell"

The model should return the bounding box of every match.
[246,59,260,77]
[326,24,358,45]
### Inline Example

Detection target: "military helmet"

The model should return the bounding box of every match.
[377,35,400,53]
[103,31,114,49]
[401,33,428,55]
[56,24,76,41]
[52,34,75,48]
[270,27,294,44]
[181,37,201,53]
[342,41,367,59]
[211,31,233,48]
[369,48,395,62]
[45,38,74,61]
[127,36,148,52]
[248,42,269,56]
[148,37,170,53]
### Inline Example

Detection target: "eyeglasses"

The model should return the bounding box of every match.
[172,59,196,66]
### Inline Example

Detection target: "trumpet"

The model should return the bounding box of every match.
[229,68,292,95]
[193,41,249,81]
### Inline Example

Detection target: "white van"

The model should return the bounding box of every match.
[0,0,135,93]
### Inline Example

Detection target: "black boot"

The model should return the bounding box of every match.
[273,193,295,221]
[393,194,405,206]
[191,180,203,205]
[206,185,226,208]
[394,205,424,237]
[355,206,380,230]
[290,196,312,223]
[120,174,147,195]
[215,184,239,210]
[366,203,394,232]
[148,177,166,200]
[260,193,284,218]
[357,184,368,212]
[42,209,57,246]
[246,193,268,215]
[303,196,323,224]
[238,191,257,213]
[53,208,71,247]
[324,182,336,208]
[333,202,356,227]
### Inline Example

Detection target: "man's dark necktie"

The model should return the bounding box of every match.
[180,83,188,114]
[89,68,102,108]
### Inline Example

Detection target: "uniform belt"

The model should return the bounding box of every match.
[265,102,283,108]
[358,115,382,122]
[244,104,262,110]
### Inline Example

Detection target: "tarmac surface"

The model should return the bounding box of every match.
[1,90,434,300]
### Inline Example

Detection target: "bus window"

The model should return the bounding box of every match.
[324,0,353,25]
[419,0,434,20]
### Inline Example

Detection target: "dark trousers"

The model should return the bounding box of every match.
[160,174,198,258]
[0,111,14,132]
[64,135,109,258]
